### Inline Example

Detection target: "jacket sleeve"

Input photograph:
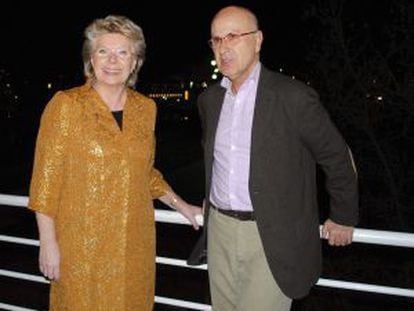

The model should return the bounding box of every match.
[294,87,359,226]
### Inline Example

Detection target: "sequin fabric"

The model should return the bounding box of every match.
[28,83,171,310]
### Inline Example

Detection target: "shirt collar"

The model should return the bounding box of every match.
[220,62,261,93]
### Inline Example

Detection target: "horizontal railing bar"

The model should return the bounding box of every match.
[2,192,414,248]
[3,218,413,251]
[0,269,210,310]
[155,209,205,226]
[0,235,39,246]
[317,278,414,298]
[0,299,211,311]
[155,296,211,310]
[349,228,414,248]
[156,256,207,270]
[0,194,28,208]
[0,236,207,270]
[0,269,49,284]
[0,302,36,311]
[1,261,414,299]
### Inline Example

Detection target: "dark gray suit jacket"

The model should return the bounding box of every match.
[191,65,359,299]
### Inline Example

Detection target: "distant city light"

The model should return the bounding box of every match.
[211,74,218,80]
[148,92,183,99]
[214,68,219,73]
[279,68,283,72]
[210,60,217,66]
[377,96,383,101]
[47,83,52,89]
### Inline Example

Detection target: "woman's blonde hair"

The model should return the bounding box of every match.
[82,15,146,87]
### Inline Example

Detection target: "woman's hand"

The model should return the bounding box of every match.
[160,192,203,230]
[176,202,203,230]
[35,212,60,281]
[39,238,61,281]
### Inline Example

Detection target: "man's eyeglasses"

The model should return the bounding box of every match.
[208,30,258,49]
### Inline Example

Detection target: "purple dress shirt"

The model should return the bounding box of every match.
[210,63,261,212]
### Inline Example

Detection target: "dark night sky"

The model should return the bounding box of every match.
[1,0,306,84]
[1,0,402,84]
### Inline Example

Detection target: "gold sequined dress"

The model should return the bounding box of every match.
[28,83,171,310]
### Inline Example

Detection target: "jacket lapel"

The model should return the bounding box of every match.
[250,67,277,156]
[206,86,226,151]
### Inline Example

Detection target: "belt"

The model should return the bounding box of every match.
[210,203,255,221]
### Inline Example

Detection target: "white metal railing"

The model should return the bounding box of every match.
[1,194,414,311]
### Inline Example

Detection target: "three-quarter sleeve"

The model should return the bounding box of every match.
[148,134,172,199]
[28,92,72,218]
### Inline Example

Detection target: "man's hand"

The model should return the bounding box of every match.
[321,219,354,246]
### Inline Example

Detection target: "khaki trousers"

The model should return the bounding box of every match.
[207,208,292,311]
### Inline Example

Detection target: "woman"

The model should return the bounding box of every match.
[28,15,202,310]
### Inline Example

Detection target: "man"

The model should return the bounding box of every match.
[189,5,359,311]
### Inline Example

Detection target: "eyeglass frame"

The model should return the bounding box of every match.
[93,47,135,60]
[208,30,259,49]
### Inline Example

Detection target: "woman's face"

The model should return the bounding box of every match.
[91,33,137,87]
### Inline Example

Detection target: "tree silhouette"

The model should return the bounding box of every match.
[303,0,414,231]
